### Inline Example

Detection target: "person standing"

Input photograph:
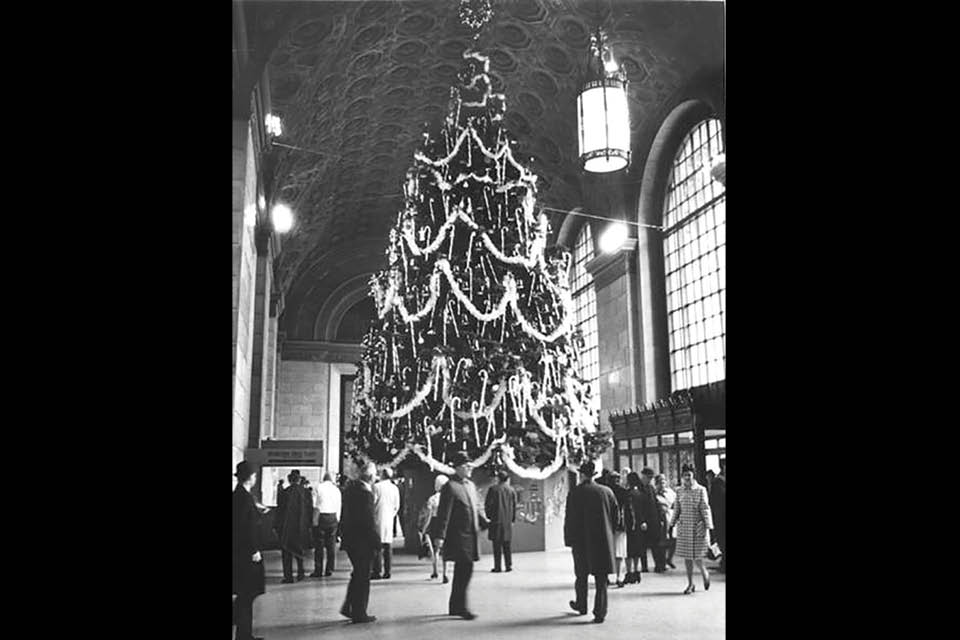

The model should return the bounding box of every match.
[671,464,715,594]
[654,473,678,570]
[311,471,342,578]
[638,468,665,572]
[371,467,400,580]
[484,470,517,573]
[275,470,310,583]
[339,462,380,624]
[418,474,450,582]
[708,469,726,573]
[233,461,265,640]
[565,460,618,624]
[435,452,488,620]
[600,470,628,587]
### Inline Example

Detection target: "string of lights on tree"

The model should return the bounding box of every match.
[345,41,612,478]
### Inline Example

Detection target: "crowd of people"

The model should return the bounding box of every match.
[231,455,724,639]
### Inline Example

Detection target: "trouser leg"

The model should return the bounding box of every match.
[503,540,512,569]
[449,559,473,613]
[235,592,253,640]
[594,573,608,620]
[639,537,649,571]
[572,548,588,611]
[382,543,392,575]
[282,550,293,580]
[492,540,503,570]
[324,528,337,572]
[371,546,382,576]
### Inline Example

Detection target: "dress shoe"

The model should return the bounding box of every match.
[370,573,383,580]
[443,575,449,584]
[281,578,294,584]
[491,568,502,573]
[592,617,605,624]
[641,567,649,573]
[297,574,306,582]
[704,575,711,590]
[324,571,333,577]
[351,615,377,624]
[383,573,391,579]
[309,571,322,578]
[453,611,477,620]
[569,601,587,615]
[683,584,696,594]
[505,567,513,572]
[430,572,438,579]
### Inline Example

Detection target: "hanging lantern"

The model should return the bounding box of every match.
[577,30,630,173]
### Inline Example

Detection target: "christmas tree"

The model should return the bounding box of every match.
[346,49,611,478]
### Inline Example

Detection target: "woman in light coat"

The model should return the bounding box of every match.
[372,467,401,579]
[670,464,714,594]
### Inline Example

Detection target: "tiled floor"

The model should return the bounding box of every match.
[246,547,725,639]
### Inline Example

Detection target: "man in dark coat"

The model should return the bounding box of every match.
[485,470,517,573]
[275,469,310,583]
[565,460,618,624]
[435,451,488,620]
[709,472,726,573]
[233,461,265,640]
[635,468,664,572]
[339,462,380,624]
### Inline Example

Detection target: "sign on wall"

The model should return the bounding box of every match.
[247,440,324,467]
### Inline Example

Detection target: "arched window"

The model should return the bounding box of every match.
[663,118,725,392]
[571,223,600,409]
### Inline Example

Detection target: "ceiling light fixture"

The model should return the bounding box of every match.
[271,203,294,233]
[577,28,630,173]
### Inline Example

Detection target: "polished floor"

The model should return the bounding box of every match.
[246,546,725,639]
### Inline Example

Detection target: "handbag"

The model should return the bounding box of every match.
[706,542,722,561]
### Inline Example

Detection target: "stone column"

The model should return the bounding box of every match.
[262,294,281,440]
[247,236,273,449]
[233,118,259,473]
[586,240,644,470]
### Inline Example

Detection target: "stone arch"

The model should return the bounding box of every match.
[314,273,376,341]
[635,96,724,404]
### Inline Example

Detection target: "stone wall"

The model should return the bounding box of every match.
[276,359,330,441]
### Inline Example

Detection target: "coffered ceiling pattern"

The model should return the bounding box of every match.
[248,0,722,332]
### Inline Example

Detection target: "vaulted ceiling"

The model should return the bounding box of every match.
[236,0,723,339]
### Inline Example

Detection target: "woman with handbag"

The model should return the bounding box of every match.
[419,474,450,583]
[600,470,629,587]
[654,473,677,570]
[670,464,715,594]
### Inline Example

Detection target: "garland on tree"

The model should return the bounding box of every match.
[345,48,611,477]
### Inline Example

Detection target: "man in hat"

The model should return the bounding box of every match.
[435,452,488,620]
[275,469,310,583]
[484,469,517,573]
[233,461,265,640]
[339,461,380,624]
[565,460,618,623]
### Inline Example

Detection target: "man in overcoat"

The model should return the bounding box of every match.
[339,462,380,624]
[637,468,664,572]
[435,451,488,620]
[565,460,618,624]
[371,467,401,579]
[709,471,726,573]
[233,461,265,640]
[484,470,517,573]
[275,469,310,583]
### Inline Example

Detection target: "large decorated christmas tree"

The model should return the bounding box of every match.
[345,47,611,479]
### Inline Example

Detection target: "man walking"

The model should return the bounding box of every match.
[233,461,265,640]
[339,462,380,624]
[565,460,618,624]
[435,452,488,620]
[371,467,400,580]
[311,471,341,578]
[275,469,310,583]
[484,470,517,573]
